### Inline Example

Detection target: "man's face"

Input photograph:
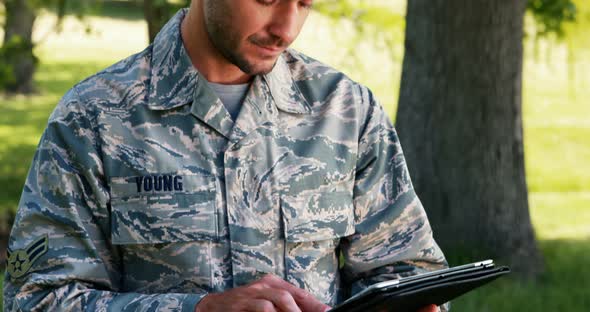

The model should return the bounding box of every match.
[203,0,312,75]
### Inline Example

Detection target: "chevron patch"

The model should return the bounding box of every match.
[6,235,48,279]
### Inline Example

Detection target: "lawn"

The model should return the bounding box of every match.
[0,3,589,311]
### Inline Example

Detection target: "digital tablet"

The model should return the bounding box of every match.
[330,260,510,312]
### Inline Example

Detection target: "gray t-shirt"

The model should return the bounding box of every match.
[207,81,250,121]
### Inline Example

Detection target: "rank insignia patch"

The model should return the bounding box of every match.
[6,235,48,279]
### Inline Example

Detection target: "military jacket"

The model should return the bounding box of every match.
[4,9,447,312]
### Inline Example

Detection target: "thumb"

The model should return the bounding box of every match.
[417,304,438,312]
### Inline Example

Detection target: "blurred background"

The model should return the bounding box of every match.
[0,0,588,310]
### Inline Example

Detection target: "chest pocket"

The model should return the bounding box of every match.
[281,191,354,242]
[280,177,355,305]
[109,173,218,245]
[280,172,355,242]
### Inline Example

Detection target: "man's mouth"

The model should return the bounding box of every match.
[250,35,287,57]
[254,44,283,57]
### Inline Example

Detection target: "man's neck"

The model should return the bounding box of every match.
[180,4,252,84]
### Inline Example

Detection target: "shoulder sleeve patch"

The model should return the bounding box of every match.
[7,235,48,280]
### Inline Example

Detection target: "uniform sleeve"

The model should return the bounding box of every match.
[341,87,449,310]
[3,88,205,312]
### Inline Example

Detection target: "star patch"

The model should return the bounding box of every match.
[6,235,48,279]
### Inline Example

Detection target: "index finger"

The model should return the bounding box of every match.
[260,275,331,312]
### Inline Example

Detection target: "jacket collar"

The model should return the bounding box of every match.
[147,9,197,110]
[147,10,311,116]
[263,52,311,115]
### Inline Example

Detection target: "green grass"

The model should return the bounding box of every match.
[530,192,590,240]
[453,239,590,311]
[526,126,590,193]
[1,2,589,311]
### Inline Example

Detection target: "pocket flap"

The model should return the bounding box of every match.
[281,191,355,243]
[110,174,217,245]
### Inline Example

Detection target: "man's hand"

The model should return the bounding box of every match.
[195,274,331,312]
[417,304,440,312]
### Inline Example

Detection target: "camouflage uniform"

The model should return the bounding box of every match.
[4,9,447,312]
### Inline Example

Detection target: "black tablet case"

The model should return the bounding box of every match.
[331,265,510,312]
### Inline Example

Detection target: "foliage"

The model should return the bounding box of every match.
[528,0,577,37]
[314,0,578,39]
[314,0,403,28]
[32,0,99,34]
[313,0,404,44]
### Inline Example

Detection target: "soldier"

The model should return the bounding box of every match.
[4,0,447,311]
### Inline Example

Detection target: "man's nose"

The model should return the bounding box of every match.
[267,2,303,45]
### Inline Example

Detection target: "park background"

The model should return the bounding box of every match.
[0,0,589,310]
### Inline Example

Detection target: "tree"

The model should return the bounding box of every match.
[144,0,169,43]
[0,0,89,94]
[395,0,543,278]
[143,0,186,43]
[1,0,38,93]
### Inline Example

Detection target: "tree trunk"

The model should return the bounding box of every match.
[143,0,170,43]
[396,0,543,278]
[3,0,37,93]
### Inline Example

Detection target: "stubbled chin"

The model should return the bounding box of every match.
[245,59,278,76]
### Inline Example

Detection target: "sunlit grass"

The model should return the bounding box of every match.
[530,192,590,240]
[526,125,590,193]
